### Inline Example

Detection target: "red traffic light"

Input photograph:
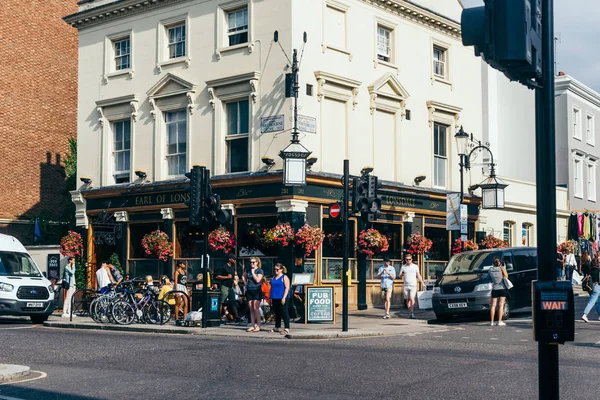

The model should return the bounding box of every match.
[329,202,342,219]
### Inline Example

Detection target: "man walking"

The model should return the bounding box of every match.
[214,254,242,324]
[377,256,396,319]
[399,253,427,319]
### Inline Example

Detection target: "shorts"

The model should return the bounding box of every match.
[177,284,188,294]
[403,285,417,299]
[246,289,263,301]
[220,285,233,304]
[491,289,508,298]
[381,287,393,300]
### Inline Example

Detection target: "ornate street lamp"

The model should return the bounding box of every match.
[454,127,508,209]
[477,164,508,209]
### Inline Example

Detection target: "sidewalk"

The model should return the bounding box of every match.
[43,308,455,340]
[0,364,30,382]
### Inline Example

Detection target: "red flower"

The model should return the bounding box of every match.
[405,233,432,255]
[356,229,389,257]
[295,224,324,257]
[141,230,173,262]
[263,223,295,247]
[208,227,236,254]
[479,235,509,249]
[59,231,83,258]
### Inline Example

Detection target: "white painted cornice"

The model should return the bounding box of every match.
[360,0,461,39]
[64,0,193,30]
[555,75,600,109]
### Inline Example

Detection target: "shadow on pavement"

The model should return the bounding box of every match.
[0,387,97,400]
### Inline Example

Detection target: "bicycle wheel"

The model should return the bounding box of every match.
[144,300,171,324]
[89,297,103,323]
[111,300,135,325]
[93,297,110,324]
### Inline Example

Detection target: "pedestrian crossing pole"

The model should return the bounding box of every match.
[342,159,349,332]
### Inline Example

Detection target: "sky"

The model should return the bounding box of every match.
[461,0,600,93]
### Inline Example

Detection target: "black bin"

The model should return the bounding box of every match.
[191,289,222,327]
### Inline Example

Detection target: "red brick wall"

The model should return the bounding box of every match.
[0,1,78,239]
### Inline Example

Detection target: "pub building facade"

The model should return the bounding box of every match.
[71,171,481,309]
[65,0,488,308]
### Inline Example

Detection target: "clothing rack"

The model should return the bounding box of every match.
[570,210,600,213]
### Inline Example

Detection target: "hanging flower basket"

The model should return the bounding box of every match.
[479,235,509,249]
[59,230,83,258]
[405,233,433,255]
[208,226,236,254]
[451,238,479,255]
[141,230,173,262]
[356,229,389,258]
[558,240,575,254]
[263,223,295,247]
[295,224,325,257]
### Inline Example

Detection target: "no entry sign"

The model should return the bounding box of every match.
[328,202,341,218]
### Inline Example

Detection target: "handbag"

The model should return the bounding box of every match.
[502,277,514,290]
[582,275,594,293]
[61,279,70,290]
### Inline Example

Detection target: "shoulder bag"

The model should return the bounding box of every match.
[502,277,514,290]
[582,275,594,293]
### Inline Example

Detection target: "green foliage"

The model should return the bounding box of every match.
[75,259,86,290]
[63,137,77,228]
[109,253,125,276]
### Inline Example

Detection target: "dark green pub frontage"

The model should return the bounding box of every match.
[71,171,480,310]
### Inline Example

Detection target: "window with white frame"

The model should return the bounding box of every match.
[112,120,131,184]
[586,114,595,145]
[167,23,186,59]
[573,154,583,198]
[225,99,249,173]
[433,122,448,188]
[503,221,514,246]
[433,45,448,79]
[113,37,131,71]
[227,7,248,46]
[376,25,391,62]
[573,107,582,139]
[587,160,597,201]
[521,223,533,246]
[165,110,187,176]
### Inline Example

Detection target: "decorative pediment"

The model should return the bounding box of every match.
[368,73,410,116]
[206,71,261,109]
[426,100,462,128]
[95,94,138,125]
[314,71,361,109]
[147,73,197,117]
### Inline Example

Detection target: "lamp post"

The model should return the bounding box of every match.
[276,32,311,186]
[454,126,508,209]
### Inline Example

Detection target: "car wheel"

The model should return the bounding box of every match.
[435,314,453,323]
[30,315,49,324]
[502,300,511,320]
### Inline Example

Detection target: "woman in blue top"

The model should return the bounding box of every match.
[269,263,291,335]
[243,257,264,332]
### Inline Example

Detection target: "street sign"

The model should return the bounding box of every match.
[261,115,284,133]
[328,202,341,218]
[298,115,317,133]
[460,204,468,237]
[446,193,461,230]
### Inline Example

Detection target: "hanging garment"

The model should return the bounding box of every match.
[568,213,580,241]
[590,214,596,241]
[584,213,591,240]
[578,213,585,237]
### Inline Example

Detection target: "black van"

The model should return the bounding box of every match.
[432,247,537,322]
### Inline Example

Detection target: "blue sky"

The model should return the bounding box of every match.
[461,0,600,93]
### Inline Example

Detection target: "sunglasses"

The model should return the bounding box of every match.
[250,261,257,264]
[274,268,281,271]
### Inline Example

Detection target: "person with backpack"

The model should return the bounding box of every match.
[581,262,600,323]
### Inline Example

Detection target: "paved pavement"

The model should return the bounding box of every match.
[42,307,458,339]
[0,364,29,382]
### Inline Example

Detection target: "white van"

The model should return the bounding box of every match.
[0,234,56,324]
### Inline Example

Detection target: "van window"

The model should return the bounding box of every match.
[443,252,494,275]
[0,252,42,277]
[513,250,537,271]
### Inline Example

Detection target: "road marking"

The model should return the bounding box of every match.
[490,338,499,340]
[0,371,47,386]
[520,339,529,342]
[461,337,470,339]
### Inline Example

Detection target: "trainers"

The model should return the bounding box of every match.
[383,314,390,319]
[490,322,494,326]
[497,321,506,326]
[582,315,589,323]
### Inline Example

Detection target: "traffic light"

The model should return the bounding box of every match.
[352,177,369,214]
[203,178,232,227]
[184,166,202,226]
[366,175,382,221]
[461,0,542,85]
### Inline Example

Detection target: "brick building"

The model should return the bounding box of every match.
[0,0,78,244]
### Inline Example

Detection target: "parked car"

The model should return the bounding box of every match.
[432,247,537,322]
[0,234,56,324]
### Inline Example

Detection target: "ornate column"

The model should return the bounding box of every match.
[114,211,129,275]
[161,208,174,277]
[403,212,415,247]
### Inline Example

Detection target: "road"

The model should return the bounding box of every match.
[0,299,598,400]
